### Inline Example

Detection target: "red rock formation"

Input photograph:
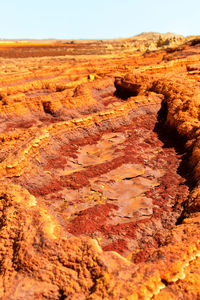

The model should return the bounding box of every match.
[0,35,200,299]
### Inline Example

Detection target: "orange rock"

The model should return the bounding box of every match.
[0,35,199,299]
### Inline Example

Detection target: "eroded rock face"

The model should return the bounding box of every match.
[0,36,200,299]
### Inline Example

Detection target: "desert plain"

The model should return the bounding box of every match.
[0,33,200,299]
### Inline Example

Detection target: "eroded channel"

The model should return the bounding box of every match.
[20,96,190,263]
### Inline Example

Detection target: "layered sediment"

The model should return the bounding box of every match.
[0,34,200,299]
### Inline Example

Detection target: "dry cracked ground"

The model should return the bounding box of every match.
[0,34,200,299]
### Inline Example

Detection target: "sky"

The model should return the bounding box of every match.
[0,0,199,40]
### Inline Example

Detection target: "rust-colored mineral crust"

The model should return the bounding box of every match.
[0,35,200,299]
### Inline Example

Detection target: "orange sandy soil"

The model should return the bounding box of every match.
[0,36,200,299]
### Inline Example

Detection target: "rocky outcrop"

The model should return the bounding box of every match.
[0,35,200,299]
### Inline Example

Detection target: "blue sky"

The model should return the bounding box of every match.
[0,0,199,39]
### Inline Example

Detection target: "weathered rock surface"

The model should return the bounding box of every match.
[0,35,200,299]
